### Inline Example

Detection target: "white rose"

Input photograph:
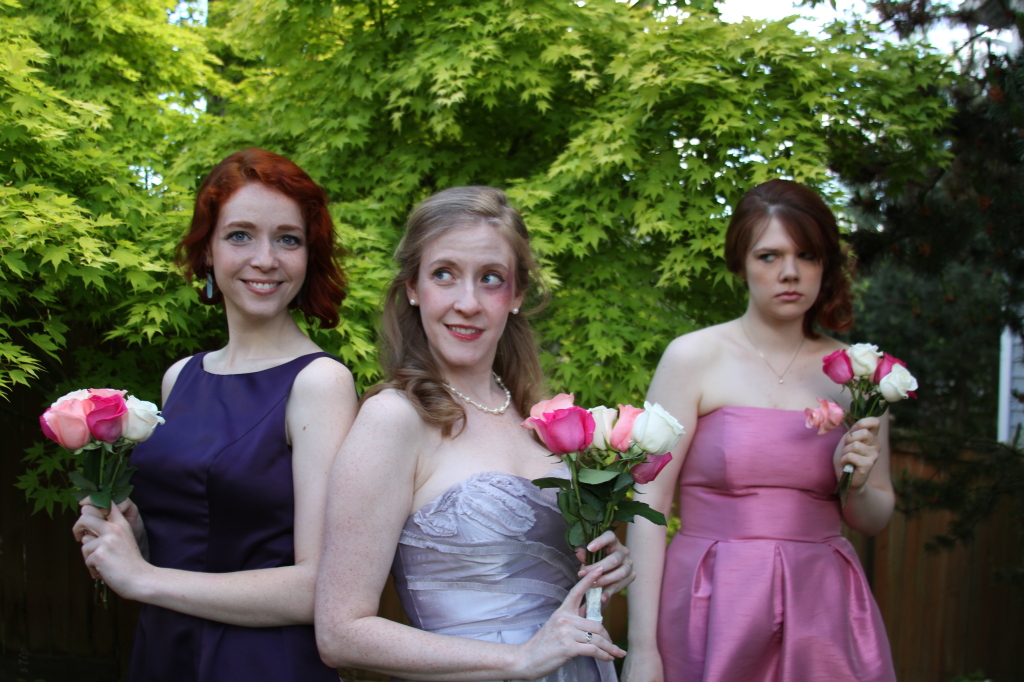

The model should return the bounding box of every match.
[632,401,686,455]
[51,389,92,407]
[848,343,882,377]
[123,395,165,442]
[878,364,918,402]
[588,406,618,450]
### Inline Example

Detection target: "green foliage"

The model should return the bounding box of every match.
[178,0,952,406]
[834,6,1024,572]
[4,0,954,514]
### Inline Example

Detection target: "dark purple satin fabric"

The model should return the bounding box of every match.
[127,352,341,682]
[657,406,896,682]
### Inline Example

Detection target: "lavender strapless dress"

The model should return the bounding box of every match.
[392,470,618,682]
[657,406,895,682]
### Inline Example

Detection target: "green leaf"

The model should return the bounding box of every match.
[111,484,133,505]
[68,470,97,491]
[567,522,585,547]
[614,471,634,491]
[90,489,112,509]
[532,476,571,490]
[578,468,618,485]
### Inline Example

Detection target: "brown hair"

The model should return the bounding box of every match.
[175,148,347,328]
[363,186,548,437]
[724,179,853,337]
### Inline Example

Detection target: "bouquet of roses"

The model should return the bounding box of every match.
[40,388,164,510]
[807,344,918,506]
[522,394,685,621]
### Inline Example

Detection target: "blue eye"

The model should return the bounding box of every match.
[799,252,817,261]
[432,269,454,281]
[758,253,776,262]
[280,234,303,246]
[227,231,250,243]
[482,273,504,285]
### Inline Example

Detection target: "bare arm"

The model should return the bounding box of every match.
[623,337,703,682]
[74,357,358,626]
[837,413,895,536]
[314,392,623,680]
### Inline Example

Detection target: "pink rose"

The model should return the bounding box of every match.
[522,406,595,454]
[631,452,673,485]
[528,393,576,420]
[872,353,907,384]
[40,399,94,450]
[822,350,854,384]
[86,390,128,443]
[804,398,845,435]
[610,404,645,451]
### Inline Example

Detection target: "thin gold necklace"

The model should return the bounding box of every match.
[443,372,511,415]
[740,320,806,384]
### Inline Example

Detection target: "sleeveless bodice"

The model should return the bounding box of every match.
[126,351,340,682]
[392,470,617,682]
[658,406,895,682]
[678,405,844,543]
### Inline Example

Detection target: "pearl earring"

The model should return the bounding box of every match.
[409,299,417,306]
[512,308,519,315]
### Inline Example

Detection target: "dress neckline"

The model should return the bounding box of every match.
[198,350,327,376]
[411,465,567,517]
[699,404,809,420]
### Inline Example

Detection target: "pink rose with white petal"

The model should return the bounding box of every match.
[804,399,845,435]
[528,393,576,420]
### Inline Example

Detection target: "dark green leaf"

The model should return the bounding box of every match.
[533,476,571,490]
[578,468,618,485]
[68,470,97,491]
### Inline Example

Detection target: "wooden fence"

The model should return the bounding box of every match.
[2,385,1022,681]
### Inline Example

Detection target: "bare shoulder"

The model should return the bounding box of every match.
[658,323,731,371]
[360,385,419,421]
[812,333,848,355]
[292,356,356,399]
[161,356,193,406]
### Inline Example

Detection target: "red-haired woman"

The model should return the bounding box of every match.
[623,180,896,682]
[73,149,357,682]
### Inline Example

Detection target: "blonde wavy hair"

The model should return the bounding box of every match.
[363,186,549,437]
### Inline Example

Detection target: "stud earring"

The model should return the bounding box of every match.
[512,308,519,315]
[409,299,417,306]
[206,273,214,299]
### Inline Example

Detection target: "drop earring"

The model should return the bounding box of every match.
[206,273,214,299]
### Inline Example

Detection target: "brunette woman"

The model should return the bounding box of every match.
[624,180,896,682]
[73,149,357,681]
[315,186,633,681]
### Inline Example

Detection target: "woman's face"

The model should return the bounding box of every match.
[207,182,307,323]
[407,222,524,377]
[743,217,823,322]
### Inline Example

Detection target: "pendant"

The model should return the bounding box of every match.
[778,379,784,384]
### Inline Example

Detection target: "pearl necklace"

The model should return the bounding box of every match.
[443,373,511,415]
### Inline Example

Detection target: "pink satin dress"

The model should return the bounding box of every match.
[657,406,895,681]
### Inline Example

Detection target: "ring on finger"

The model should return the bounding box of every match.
[586,631,593,643]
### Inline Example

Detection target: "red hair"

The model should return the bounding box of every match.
[176,148,346,328]
[724,179,853,337]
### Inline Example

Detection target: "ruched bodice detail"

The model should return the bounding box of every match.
[658,406,895,682]
[392,470,616,682]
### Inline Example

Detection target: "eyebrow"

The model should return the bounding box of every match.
[221,220,304,232]
[426,258,510,271]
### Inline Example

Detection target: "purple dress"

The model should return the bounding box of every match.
[127,352,341,682]
[392,470,618,682]
[657,406,895,682]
